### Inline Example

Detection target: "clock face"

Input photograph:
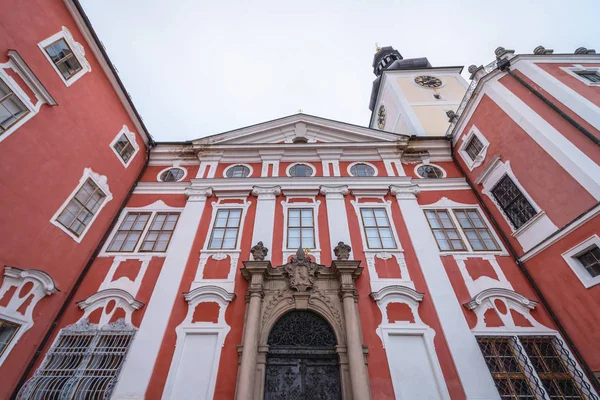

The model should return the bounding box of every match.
[377,105,386,129]
[414,75,442,88]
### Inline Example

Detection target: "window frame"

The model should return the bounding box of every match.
[453,209,501,252]
[0,319,20,358]
[561,65,600,87]
[157,166,187,182]
[207,208,243,250]
[51,168,113,243]
[286,162,316,177]
[458,125,490,171]
[348,162,378,177]
[286,208,316,249]
[424,209,467,252]
[490,175,538,230]
[0,77,30,135]
[414,163,446,179]
[42,38,82,81]
[139,212,180,252]
[38,27,91,87]
[359,207,397,250]
[110,125,140,167]
[106,212,152,253]
[562,235,600,289]
[224,164,252,178]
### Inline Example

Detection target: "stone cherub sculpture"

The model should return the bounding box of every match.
[250,241,269,261]
[334,241,351,261]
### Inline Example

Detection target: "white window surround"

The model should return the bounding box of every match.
[222,163,254,178]
[50,168,113,243]
[76,288,144,327]
[0,266,57,366]
[421,197,508,256]
[346,161,379,177]
[478,159,557,252]
[109,125,140,168]
[281,197,322,263]
[156,165,188,182]
[414,162,447,179]
[560,65,600,87]
[285,162,317,177]
[562,235,600,289]
[38,27,91,87]
[458,125,490,171]
[350,198,403,252]
[99,200,183,257]
[202,199,251,252]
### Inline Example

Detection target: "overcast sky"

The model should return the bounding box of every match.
[80,0,599,142]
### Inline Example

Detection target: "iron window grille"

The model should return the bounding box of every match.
[576,71,600,83]
[287,208,315,249]
[465,135,484,161]
[0,319,20,357]
[140,212,180,252]
[56,179,107,237]
[113,134,135,164]
[424,209,466,251]
[477,336,598,400]
[453,209,500,251]
[0,77,29,134]
[491,175,537,230]
[289,164,313,177]
[226,165,250,178]
[18,319,135,400]
[360,208,396,249]
[208,209,242,249]
[350,163,375,177]
[106,212,151,252]
[417,164,444,178]
[577,246,600,278]
[43,38,83,81]
[159,168,185,182]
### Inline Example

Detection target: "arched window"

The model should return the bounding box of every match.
[350,163,375,177]
[225,165,250,178]
[289,164,313,177]
[159,168,185,182]
[417,164,444,179]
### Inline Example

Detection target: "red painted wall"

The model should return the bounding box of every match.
[536,62,600,109]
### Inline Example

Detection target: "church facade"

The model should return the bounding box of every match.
[1,1,600,399]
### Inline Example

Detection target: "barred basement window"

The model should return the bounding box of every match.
[287,208,315,249]
[0,77,29,134]
[18,320,135,400]
[577,246,600,278]
[360,208,396,249]
[477,336,596,400]
[453,209,500,251]
[491,175,537,230]
[208,209,242,249]
[0,319,20,357]
[350,163,375,177]
[424,209,466,251]
[43,38,82,81]
[107,212,151,252]
[576,71,600,83]
[140,213,180,252]
[56,178,107,237]
[113,134,135,164]
[465,135,484,161]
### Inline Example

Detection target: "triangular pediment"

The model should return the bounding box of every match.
[192,114,406,146]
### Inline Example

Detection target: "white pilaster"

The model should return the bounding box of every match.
[112,187,213,399]
[319,186,353,259]
[250,186,281,260]
[390,185,500,400]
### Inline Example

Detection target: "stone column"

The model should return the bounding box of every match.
[320,186,353,259]
[112,187,212,399]
[237,260,270,400]
[250,186,281,261]
[390,184,500,400]
[333,260,371,400]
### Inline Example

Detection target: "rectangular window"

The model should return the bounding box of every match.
[0,319,20,357]
[43,38,82,80]
[465,135,484,161]
[140,212,180,252]
[453,209,500,251]
[113,134,135,163]
[0,77,29,134]
[56,179,107,237]
[360,208,396,249]
[208,209,241,250]
[576,71,600,83]
[491,175,537,229]
[106,212,151,252]
[424,209,466,251]
[577,246,600,278]
[287,208,315,249]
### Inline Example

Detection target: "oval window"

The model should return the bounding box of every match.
[159,168,185,182]
[350,163,375,177]
[289,164,313,177]
[226,165,250,178]
[417,165,444,179]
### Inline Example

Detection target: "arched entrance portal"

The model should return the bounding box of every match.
[264,310,341,400]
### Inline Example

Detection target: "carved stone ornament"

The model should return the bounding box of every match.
[333,241,351,261]
[281,248,321,292]
[251,241,269,261]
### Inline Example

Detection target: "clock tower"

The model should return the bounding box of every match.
[369,45,468,136]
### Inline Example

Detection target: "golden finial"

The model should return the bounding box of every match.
[375,42,381,52]
[304,248,311,255]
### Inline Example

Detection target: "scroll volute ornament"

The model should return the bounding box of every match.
[281,247,321,292]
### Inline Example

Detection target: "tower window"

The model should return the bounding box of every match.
[491,175,537,229]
